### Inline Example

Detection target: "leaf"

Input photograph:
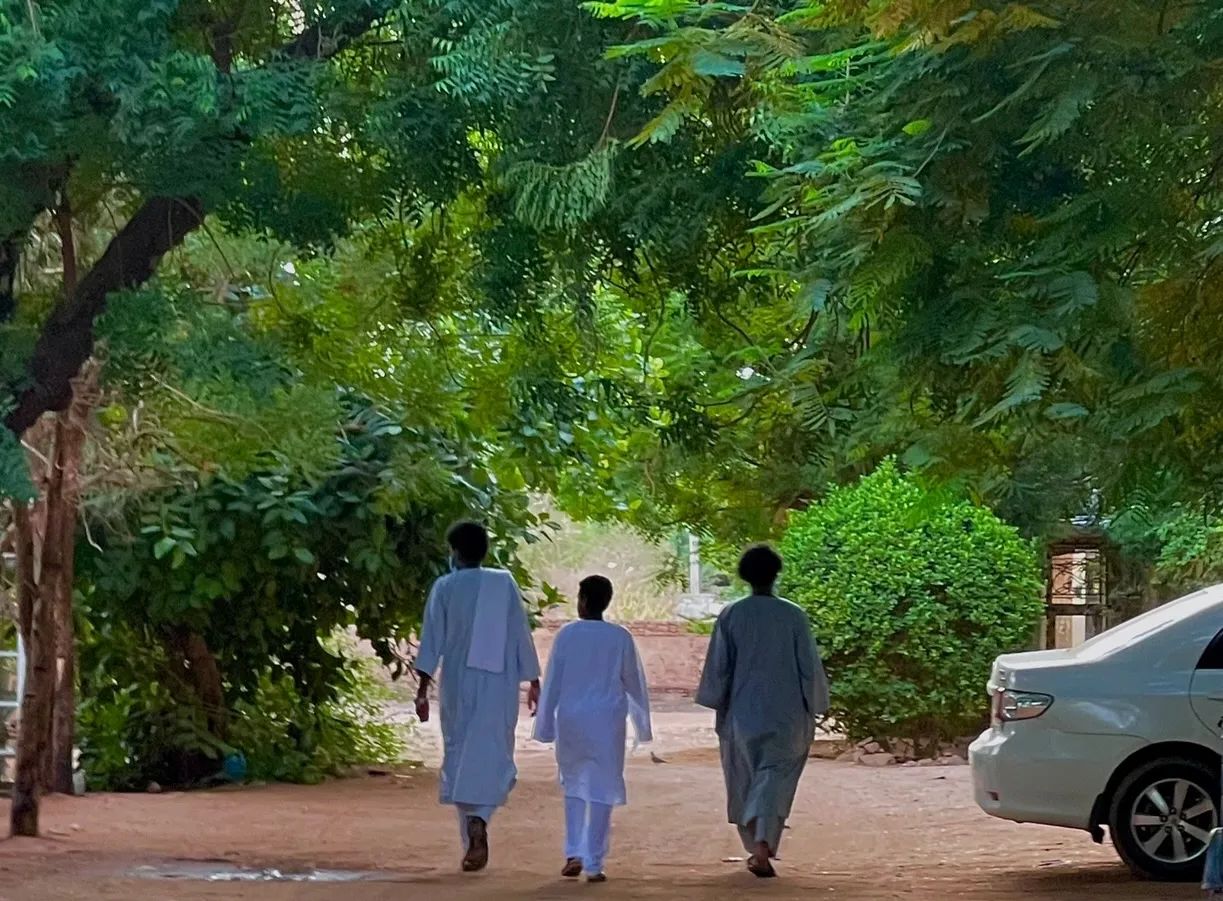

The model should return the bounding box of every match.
[689,49,746,78]
[1047,271,1098,315]
[1009,324,1063,352]
[1045,403,1088,420]
[1018,72,1098,154]
[902,119,931,137]
[971,43,1073,124]
[974,355,1050,425]
[796,278,832,316]
[630,93,703,147]
[294,547,316,565]
[153,537,177,560]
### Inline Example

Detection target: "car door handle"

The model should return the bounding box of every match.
[1208,695,1223,701]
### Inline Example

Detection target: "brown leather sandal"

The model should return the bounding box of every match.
[562,858,582,878]
[747,854,776,878]
[462,817,489,872]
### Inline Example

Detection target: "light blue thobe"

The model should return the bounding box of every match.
[696,594,829,854]
[415,567,541,826]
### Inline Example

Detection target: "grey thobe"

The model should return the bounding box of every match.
[696,594,829,854]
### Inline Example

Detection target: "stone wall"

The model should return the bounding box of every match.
[533,621,710,695]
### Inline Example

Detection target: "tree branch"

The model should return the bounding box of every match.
[6,196,205,435]
[3,2,394,437]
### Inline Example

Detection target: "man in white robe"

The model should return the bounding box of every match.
[533,575,652,882]
[415,521,541,872]
[696,544,829,878]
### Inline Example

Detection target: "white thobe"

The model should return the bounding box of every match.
[533,620,652,806]
[415,567,541,814]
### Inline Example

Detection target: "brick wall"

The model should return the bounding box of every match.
[534,620,710,695]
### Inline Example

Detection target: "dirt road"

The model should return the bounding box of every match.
[0,708,1194,900]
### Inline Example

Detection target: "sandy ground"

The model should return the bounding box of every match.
[0,706,1194,901]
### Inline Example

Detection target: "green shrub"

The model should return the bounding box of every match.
[229,655,406,785]
[779,461,1043,749]
[78,619,407,791]
[77,617,228,791]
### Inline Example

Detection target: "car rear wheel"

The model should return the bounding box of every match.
[1109,756,1219,882]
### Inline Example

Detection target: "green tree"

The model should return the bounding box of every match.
[583,0,1223,547]
[1,0,757,828]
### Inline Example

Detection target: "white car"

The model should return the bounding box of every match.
[970,584,1223,881]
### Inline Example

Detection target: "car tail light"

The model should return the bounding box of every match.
[991,689,1053,723]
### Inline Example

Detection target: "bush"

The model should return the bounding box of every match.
[228,655,406,785]
[78,619,407,791]
[779,461,1043,750]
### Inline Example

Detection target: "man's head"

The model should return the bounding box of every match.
[738,544,783,593]
[447,520,489,566]
[578,575,614,620]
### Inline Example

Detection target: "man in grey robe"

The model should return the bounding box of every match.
[696,544,829,878]
[415,521,541,872]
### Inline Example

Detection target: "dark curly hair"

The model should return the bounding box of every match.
[738,544,783,591]
[447,520,489,564]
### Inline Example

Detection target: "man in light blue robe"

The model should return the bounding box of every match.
[696,544,829,878]
[415,521,541,872]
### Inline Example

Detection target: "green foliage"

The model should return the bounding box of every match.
[13,0,1223,796]
[76,617,405,791]
[502,143,619,232]
[76,620,225,791]
[576,0,1223,556]
[780,461,1044,746]
[228,657,405,786]
[78,392,543,698]
[0,421,33,502]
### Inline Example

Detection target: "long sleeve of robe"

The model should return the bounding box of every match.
[533,620,652,806]
[696,595,828,842]
[415,567,541,810]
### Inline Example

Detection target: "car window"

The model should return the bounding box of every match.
[1073,586,1223,661]
[1198,629,1223,670]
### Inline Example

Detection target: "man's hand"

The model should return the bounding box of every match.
[526,679,541,717]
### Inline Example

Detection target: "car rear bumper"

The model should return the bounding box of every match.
[970,725,1146,831]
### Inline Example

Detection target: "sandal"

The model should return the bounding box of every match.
[562,858,582,878]
[746,854,776,878]
[462,817,489,872]
[587,873,608,884]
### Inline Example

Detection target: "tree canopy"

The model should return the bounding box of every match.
[585,0,1223,549]
[4,0,1223,824]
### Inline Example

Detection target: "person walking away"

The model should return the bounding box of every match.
[533,575,652,883]
[415,521,542,872]
[696,544,829,878]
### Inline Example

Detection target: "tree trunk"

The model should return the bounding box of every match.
[10,448,64,834]
[8,368,91,828]
[50,390,89,794]
[167,628,227,738]
[48,202,91,796]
